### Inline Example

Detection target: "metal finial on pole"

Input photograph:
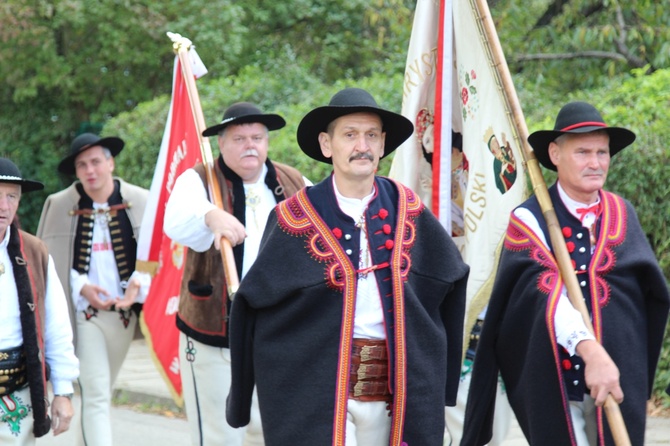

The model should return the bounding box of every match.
[167,32,192,52]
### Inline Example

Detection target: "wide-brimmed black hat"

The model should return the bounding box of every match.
[0,158,44,192]
[202,102,286,137]
[297,88,414,164]
[528,101,636,171]
[58,133,124,175]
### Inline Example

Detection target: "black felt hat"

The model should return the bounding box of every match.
[297,88,414,164]
[0,158,44,192]
[58,133,124,175]
[528,101,636,171]
[202,102,286,137]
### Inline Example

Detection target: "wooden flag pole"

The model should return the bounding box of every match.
[471,1,631,444]
[168,32,240,298]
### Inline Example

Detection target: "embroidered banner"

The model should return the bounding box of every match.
[135,47,207,405]
[389,0,528,322]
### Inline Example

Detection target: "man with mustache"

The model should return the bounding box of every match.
[462,102,669,445]
[164,102,307,446]
[226,88,468,445]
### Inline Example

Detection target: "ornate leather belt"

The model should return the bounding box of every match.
[349,338,391,402]
[0,346,27,397]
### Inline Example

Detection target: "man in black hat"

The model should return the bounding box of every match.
[461,102,669,445]
[226,88,468,445]
[0,158,79,444]
[36,133,148,446]
[164,102,307,445]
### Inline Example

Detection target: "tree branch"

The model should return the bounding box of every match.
[611,2,648,69]
[514,51,627,62]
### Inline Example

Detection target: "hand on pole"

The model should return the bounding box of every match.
[576,339,624,406]
[205,207,247,249]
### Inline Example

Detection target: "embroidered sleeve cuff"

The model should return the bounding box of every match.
[564,330,596,356]
[126,271,152,304]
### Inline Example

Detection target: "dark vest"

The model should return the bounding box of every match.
[526,183,601,401]
[304,176,401,370]
[9,225,51,437]
[176,158,305,347]
[71,181,137,286]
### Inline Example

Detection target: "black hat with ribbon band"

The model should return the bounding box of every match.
[0,158,44,192]
[58,133,125,175]
[297,88,414,164]
[528,101,636,171]
[202,102,286,137]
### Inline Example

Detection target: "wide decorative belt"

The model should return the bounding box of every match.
[0,346,27,397]
[349,338,391,402]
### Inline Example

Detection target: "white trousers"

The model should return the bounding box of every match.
[570,395,598,446]
[179,334,264,446]
[76,309,136,446]
[345,399,391,446]
[444,361,512,446]
[0,386,34,445]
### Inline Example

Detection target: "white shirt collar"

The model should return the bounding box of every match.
[332,176,375,219]
[557,182,600,214]
[1,225,10,249]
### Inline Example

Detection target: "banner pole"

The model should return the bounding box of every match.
[471,2,630,444]
[168,33,239,298]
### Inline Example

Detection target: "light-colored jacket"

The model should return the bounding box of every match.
[36,178,147,335]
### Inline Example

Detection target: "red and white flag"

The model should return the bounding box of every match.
[389,0,528,323]
[136,47,207,405]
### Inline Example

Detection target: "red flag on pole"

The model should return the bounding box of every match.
[136,47,207,405]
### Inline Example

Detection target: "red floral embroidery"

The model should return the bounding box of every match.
[382,224,391,235]
[461,87,469,105]
[566,241,575,253]
[378,208,389,220]
[562,227,572,238]
[332,228,342,239]
[385,240,394,250]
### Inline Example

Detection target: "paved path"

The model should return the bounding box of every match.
[35,339,670,445]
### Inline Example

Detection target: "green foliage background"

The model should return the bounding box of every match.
[1,0,669,400]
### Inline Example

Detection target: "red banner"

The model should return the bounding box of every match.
[136,50,206,405]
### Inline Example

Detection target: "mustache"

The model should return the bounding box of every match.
[349,152,374,162]
[240,149,259,158]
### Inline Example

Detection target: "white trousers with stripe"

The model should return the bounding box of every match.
[179,333,264,446]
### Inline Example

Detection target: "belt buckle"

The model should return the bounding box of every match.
[357,364,369,380]
[360,345,374,362]
[353,381,366,397]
